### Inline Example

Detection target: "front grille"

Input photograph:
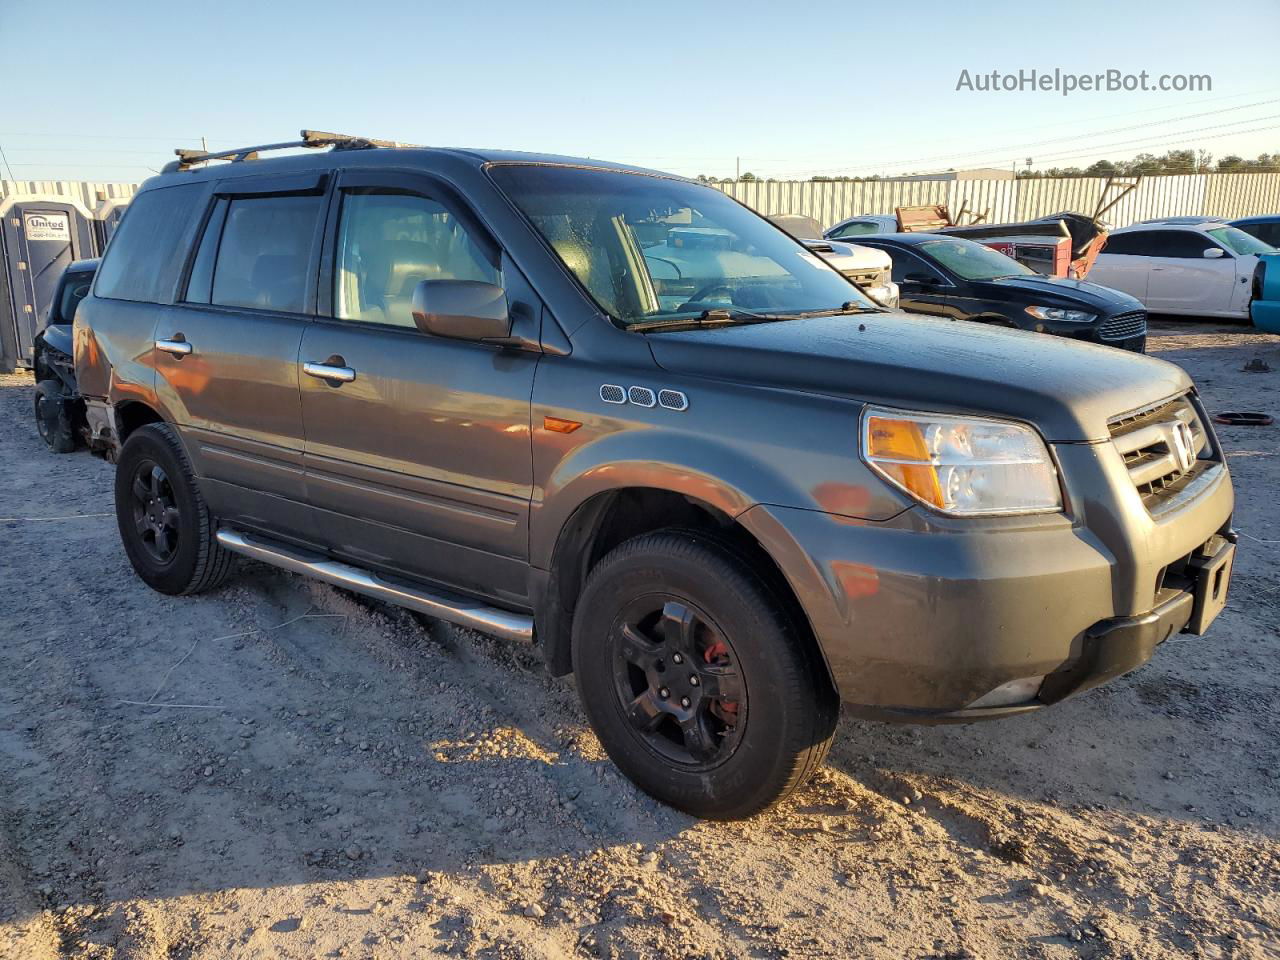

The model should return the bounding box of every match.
[841,269,883,287]
[1099,310,1147,341]
[1108,394,1212,509]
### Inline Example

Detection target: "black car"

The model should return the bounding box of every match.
[854,233,1147,352]
[32,258,97,452]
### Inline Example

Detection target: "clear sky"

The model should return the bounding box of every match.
[2,0,1278,184]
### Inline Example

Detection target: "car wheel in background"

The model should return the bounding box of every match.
[571,530,838,819]
[114,423,234,595]
[34,379,78,453]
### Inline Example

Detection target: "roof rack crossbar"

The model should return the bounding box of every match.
[167,129,414,172]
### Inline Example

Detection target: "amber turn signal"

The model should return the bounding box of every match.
[863,416,944,508]
[543,416,582,434]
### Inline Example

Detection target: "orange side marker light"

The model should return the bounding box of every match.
[543,416,582,434]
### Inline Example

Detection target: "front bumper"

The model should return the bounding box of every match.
[738,456,1234,721]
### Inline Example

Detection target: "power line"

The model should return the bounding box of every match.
[792,113,1280,179]
[0,141,15,181]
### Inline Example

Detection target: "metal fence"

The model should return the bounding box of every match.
[714,173,1280,229]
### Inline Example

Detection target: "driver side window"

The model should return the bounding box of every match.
[335,191,500,328]
[884,249,939,284]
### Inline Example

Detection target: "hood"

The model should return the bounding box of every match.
[806,239,890,271]
[648,312,1190,442]
[976,274,1145,313]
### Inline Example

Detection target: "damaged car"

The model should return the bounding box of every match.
[33,258,96,452]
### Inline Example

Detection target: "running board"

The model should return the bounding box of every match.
[215,528,534,644]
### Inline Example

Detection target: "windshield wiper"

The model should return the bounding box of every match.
[630,301,882,333]
[629,307,783,333]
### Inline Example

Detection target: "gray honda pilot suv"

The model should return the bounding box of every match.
[74,131,1236,819]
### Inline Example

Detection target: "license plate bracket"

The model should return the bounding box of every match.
[1185,541,1234,635]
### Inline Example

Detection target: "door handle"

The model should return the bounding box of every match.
[155,337,192,357]
[303,361,356,384]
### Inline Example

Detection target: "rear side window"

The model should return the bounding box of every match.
[831,221,881,238]
[1104,230,1218,258]
[94,184,203,303]
[209,195,323,314]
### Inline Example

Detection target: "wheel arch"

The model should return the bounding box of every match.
[535,486,830,696]
[114,399,165,443]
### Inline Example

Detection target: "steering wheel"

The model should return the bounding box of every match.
[680,282,735,308]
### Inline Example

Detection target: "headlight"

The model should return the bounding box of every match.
[860,407,1062,516]
[1024,305,1096,323]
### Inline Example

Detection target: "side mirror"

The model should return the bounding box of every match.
[1203,247,1226,259]
[411,280,511,342]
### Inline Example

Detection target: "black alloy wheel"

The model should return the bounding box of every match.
[128,459,181,566]
[612,595,746,769]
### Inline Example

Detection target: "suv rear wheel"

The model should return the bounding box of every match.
[114,423,234,595]
[571,531,837,819]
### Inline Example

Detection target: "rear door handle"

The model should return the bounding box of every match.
[303,361,356,384]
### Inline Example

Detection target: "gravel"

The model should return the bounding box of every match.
[1,321,1278,959]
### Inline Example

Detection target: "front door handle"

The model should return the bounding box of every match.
[303,361,357,384]
[155,337,193,357]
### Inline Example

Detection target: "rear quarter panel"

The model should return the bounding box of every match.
[73,296,161,410]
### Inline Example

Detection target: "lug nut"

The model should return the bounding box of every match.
[672,653,684,664]
[680,697,691,708]
[659,687,670,698]
[689,676,699,686]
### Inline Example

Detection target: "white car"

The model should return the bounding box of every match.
[767,215,899,307]
[1088,221,1276,319]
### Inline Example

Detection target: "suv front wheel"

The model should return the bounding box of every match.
[572,531,838,819]
[114,423,234,595]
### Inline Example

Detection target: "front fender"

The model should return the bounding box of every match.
[529,377,912,568]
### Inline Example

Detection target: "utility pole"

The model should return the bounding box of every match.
[201,137,208,153]
[736,156,740,181]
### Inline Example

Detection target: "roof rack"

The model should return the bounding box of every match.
[165,129,415,172]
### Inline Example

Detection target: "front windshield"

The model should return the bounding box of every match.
[490,165,873,325]
[917,238,1035,281]
[1206,226,1277,257]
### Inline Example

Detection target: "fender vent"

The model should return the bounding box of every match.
[657,389,689,411]
[628,386,656,407]
[600,384,626,404]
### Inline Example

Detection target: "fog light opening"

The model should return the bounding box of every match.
[966,676,1045,709]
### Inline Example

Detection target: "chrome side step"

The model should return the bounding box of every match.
[215,528,534,644]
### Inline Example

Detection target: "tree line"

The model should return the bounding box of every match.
[693,150,1279,183]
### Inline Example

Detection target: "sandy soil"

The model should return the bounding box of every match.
[1,322,1278,960]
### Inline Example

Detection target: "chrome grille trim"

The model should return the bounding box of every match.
[1108,393,1211,508]
[657,389,688,412]
[628,386,656,408]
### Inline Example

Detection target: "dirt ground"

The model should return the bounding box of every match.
[1,321,1278,960]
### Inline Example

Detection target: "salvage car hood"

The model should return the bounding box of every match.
[647,312,1190,442]
[977,274,1144,313]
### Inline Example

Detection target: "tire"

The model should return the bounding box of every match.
[34,379,77,453]
[114,423,234,595]
[571,530,838,819]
